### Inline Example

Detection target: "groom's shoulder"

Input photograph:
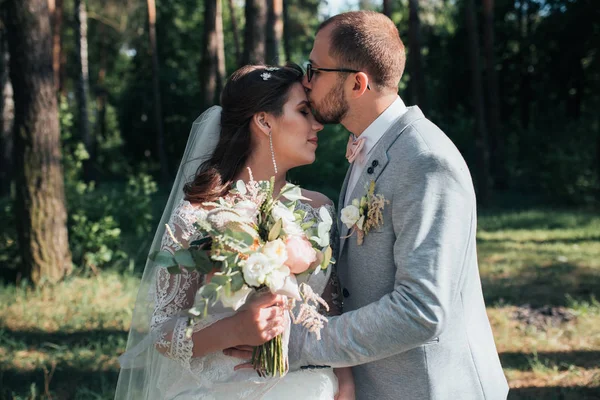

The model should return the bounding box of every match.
[300,189,333,209]
[391,115,462,164]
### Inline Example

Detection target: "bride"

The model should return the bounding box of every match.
[114,64,355,399]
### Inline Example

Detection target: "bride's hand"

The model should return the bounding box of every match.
[231,292,286,347]
[334,368,356,400]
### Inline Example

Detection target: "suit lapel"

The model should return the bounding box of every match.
[338,106,426,258]
[337,163,354,237]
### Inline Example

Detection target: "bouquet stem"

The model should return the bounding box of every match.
[252,334,287,377]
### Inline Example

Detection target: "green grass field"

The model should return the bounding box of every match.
[1,209,599,399]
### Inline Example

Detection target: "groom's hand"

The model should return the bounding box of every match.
[223,345,253,360]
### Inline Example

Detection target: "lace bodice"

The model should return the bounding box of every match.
[149,198,340,399]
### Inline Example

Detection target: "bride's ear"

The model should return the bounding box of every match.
[251,112,272,137]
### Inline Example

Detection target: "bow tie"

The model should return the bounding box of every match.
[345,135,365,164]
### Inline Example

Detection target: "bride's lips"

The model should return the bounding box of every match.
[308,137,318,146]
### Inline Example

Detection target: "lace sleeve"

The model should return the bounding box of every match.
[151,200,215,366]
[321,204,342,315]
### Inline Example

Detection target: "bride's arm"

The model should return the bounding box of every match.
[151,210,285,363]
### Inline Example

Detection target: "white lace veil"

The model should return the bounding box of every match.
[114,106,223,399]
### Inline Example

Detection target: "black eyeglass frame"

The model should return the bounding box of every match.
[306,63,371,90]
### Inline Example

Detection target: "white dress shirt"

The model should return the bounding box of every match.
[344,96,408,206]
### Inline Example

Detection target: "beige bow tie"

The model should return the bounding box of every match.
[345,135,365,163]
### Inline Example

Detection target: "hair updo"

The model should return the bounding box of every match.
[183,63,304,203]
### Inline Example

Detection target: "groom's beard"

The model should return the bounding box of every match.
[311,82,349,125]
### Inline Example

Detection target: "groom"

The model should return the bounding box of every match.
[292,11,509,400]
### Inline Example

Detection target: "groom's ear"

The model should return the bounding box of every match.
[252,112,272,136]
[350,72,370,98]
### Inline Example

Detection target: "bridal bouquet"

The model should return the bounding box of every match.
[150,172,334,377]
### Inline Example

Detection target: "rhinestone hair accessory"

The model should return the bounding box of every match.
[261,72,272,81]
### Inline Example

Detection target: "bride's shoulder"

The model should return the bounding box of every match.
[300,189,334,209]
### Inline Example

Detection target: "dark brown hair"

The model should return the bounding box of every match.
[318,11,405,90]
[183,64,303,203]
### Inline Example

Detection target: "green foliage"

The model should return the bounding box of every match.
[57,92,158,273]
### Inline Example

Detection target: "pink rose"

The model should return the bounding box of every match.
[284,235,317,274]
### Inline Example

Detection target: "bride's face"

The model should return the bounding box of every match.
[271,83,324,169]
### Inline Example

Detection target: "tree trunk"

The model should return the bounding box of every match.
[147,0,170,184]
[200,0,226,109]
[49,0,63,92]
[282,0,291,63]
[483,0,506,189]
[5,0,72,285]
[96,23,108,140]
[383,0,392,17]
[465,0,491,204]
[227,0,241,67]
[408,0,427,113]
[242,0,266,65]
[74,0,94,180]
[0,19,14,196]
[266,0,283,64]
[519,0,531,129]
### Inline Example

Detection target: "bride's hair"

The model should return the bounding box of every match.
[184,63,304,203]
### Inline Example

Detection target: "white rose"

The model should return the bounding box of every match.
[340,205,361,229]
[265,265,291,292]
[283,220,304,236]
[242,253,275,287]
[262,239,287,267]
[234,200,258,221]
[220,284,253,310]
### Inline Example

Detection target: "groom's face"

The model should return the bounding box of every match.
[304,26,350,125]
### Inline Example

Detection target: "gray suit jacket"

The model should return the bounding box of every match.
[290,107,509,400]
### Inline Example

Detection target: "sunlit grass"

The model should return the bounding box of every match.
[1,209,599,398]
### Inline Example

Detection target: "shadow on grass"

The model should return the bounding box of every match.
[481,262,600,307]
[508,386,600,400]
[500,351,600,371]
[0,366,118,400]
[478,235,600,245]
[0,329,126,399]
[0,328,128,348]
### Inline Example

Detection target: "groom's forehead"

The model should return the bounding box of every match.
[311,27,336,65]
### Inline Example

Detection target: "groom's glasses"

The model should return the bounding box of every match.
[306,63,371,90]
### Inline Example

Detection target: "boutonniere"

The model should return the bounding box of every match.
[340,181,389,245]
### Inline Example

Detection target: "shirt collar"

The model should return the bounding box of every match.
[353,96,407,157]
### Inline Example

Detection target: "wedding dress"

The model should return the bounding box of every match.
[114,106,340,400]
[137,199,339,400]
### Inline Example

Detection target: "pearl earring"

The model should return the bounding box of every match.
[269,131,278,175]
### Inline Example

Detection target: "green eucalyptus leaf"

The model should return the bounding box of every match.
[201,283,219,298]
[210,274,231,286]
[167,266,181,274]
[230,272,244,292]
[153,251,177,267]
[174,249,196,267]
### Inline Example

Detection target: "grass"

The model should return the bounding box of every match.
[1,208,599,399]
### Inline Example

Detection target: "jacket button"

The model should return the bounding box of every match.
[367,167,374,174]
[343,288,350,298]
[372,160,379,167]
